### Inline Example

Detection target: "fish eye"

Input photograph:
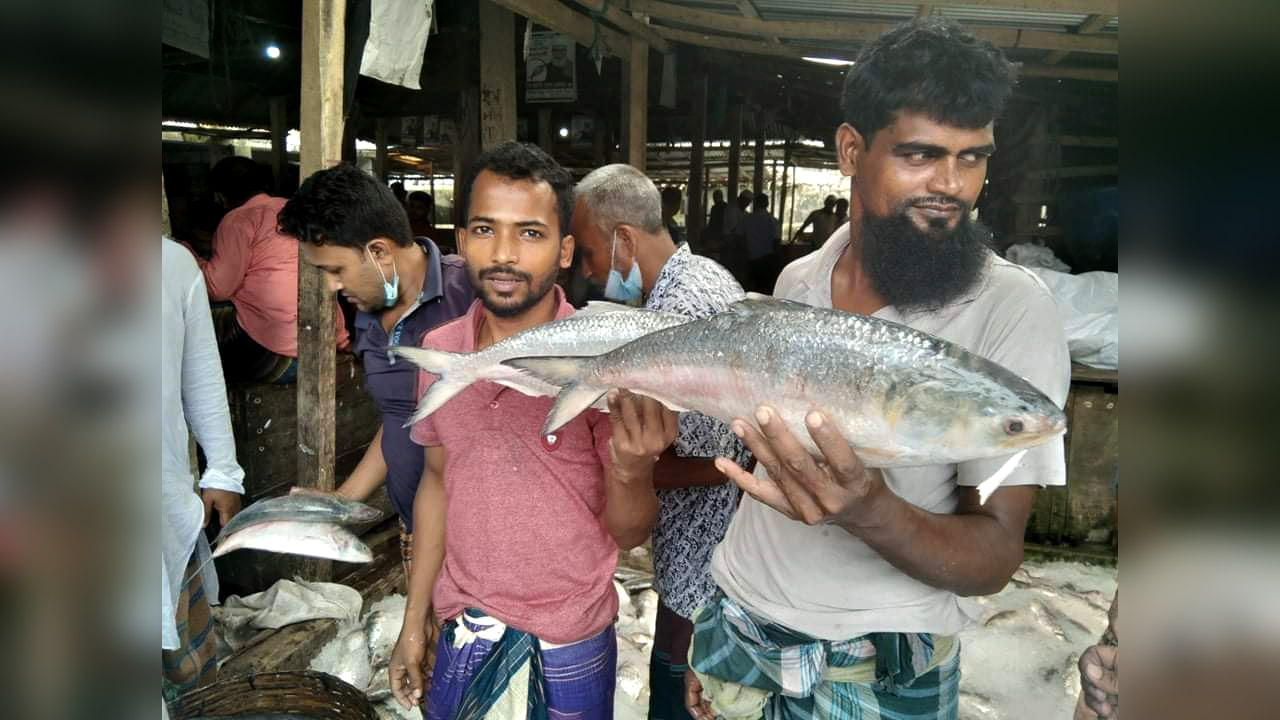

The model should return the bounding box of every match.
[1004,419,1025,434]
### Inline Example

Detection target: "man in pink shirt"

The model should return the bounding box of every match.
[198,156,347,383]
[387,142,676,719]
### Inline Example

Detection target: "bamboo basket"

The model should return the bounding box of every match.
[172,670,378,720]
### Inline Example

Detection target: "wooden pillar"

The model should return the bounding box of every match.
[622,39,649,170]
[478,1,517,150]
[270,96,288,194]
[297,0,345,581]
[454,86,480,222]
[374,117,389,182]
[537,108,554,155]
[702,164,711,229]
[752,122,765,197]
[769,161,778,211]
[788,163,798,244]
[778,139,792,234]
[686,69,708,249]
[727,104,742,201]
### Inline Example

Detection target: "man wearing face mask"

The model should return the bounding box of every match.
[279,164,474,577]
[571,164,751,720]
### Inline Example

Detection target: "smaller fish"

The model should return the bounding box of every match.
[211,520,374,564]
[214,493,382,544]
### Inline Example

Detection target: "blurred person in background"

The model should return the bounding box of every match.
[280,164,474,579]
[192,156,348,384]
[834,197,850,230]
[407,190,435,237]
[740,192,781,293]
[391,181,408,207]
[791,195,839,246]
[703,189,727,260]
[161,238,244,710]
[661,185,686,246]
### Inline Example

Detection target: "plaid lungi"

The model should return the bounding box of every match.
[162,551,219,708]
[425,610,616,720]
[689,590,960,720]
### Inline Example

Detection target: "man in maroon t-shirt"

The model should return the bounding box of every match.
[388,142,676,718]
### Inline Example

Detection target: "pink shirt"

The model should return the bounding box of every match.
[409,289,619,644]
[199,193,348,356]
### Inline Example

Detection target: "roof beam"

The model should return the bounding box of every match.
[489,0,629,57]
[567,0,671,54]
[1043,13,1114,64]
[917,4,935,19]
[1018,64,1117,82]
[630,1,1118,54]
[736,0,781,45]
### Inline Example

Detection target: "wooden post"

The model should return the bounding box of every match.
[778,139,792,235]
[478,1,517,150]
[270,96,288,194]
[538,108,554,155]
[769,160,778,211]
[297,0,345,581]
[454,86,480,222]
[686,68,708,249]
[622,38,649,170]
[374,117,389,182]
[727,103,742,201]
[702,164,711,231]
[788,162,798,244]
[752,122,765,197]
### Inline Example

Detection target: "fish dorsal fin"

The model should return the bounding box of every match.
[727,294,809,314]
[576,300,636,316]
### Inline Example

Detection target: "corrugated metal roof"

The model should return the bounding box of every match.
[667,1,1116,34]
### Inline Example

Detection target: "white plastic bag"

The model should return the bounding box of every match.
[1030,268,1118,370]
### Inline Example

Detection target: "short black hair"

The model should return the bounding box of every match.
[407,190,433,209]
[841,18,1017,149]
[823,195,837,209]
[754,193,769,211]
[208,156,269,208]
[457,141,573,236]
[278,163,413,248]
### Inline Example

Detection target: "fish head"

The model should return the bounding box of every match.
[885,374,1066,460]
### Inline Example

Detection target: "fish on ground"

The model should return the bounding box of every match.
[389,301,689,426]
[214,492,382,544]
[504,297,1065,495]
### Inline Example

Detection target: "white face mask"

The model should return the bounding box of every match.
[603,229,642,304]
[366,244,399,308]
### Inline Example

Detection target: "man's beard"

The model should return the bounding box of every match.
[468,262,560,318]
[860,198,991,313]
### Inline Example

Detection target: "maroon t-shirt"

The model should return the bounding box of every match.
[410,288,619,644]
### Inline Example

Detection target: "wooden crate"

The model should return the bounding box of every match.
[1028,364,1119,547]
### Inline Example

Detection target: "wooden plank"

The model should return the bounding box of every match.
[1078,13,1113,34]
[479,1,518,151]
[1071,362,1118,385]
[1019,64,1118,82]
[917,3,935,18]
[269,96,288,194]
[1043,50,1070,64]
[490,0,629,58]
[538,108,554,155]
[935,0,1116,13]
[736,0,780,45]
[634,1,1118,54]
[622,38,649,170]
[727,104,742,201]
[297,0,345,585]
[1064,384,1118,542]
[1028,164,1118,179]
[778,140,792,231]
[568,0,671,54]
[686,65,708,248]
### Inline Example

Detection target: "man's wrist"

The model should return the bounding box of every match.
[832,470,896,535]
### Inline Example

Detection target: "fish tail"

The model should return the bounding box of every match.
[390,345,473,426]
[503,356,606,434]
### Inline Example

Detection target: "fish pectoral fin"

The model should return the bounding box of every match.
[543,383,608,435]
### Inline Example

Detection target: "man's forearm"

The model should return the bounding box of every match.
[403,471,446,628]
[602,466,658,550]
[836,484,1033,596]
[337,427,387,501]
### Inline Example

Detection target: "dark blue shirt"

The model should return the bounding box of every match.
[352,238,474,530]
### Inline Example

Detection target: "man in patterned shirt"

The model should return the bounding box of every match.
[571,164,752,720]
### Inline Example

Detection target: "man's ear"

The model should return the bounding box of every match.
[835,123,865,178]
[559,234,575,270]
[366,237,395,259]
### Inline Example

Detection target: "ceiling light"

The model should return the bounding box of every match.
[802,56,854,67]
[266,44,281,59]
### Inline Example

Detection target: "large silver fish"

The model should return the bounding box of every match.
[213,493,382,544]
[390,302,689,425]
[505,297,1066,471]
[211,520,374,563]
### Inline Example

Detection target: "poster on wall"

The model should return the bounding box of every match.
[525,30,577,103]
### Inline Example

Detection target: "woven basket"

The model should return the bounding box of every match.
[172,670,378,720]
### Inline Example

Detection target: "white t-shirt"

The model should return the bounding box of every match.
[709,222,1070,639]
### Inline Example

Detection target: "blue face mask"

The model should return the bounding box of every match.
[366,245,399,308]
[604,230,643,304]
